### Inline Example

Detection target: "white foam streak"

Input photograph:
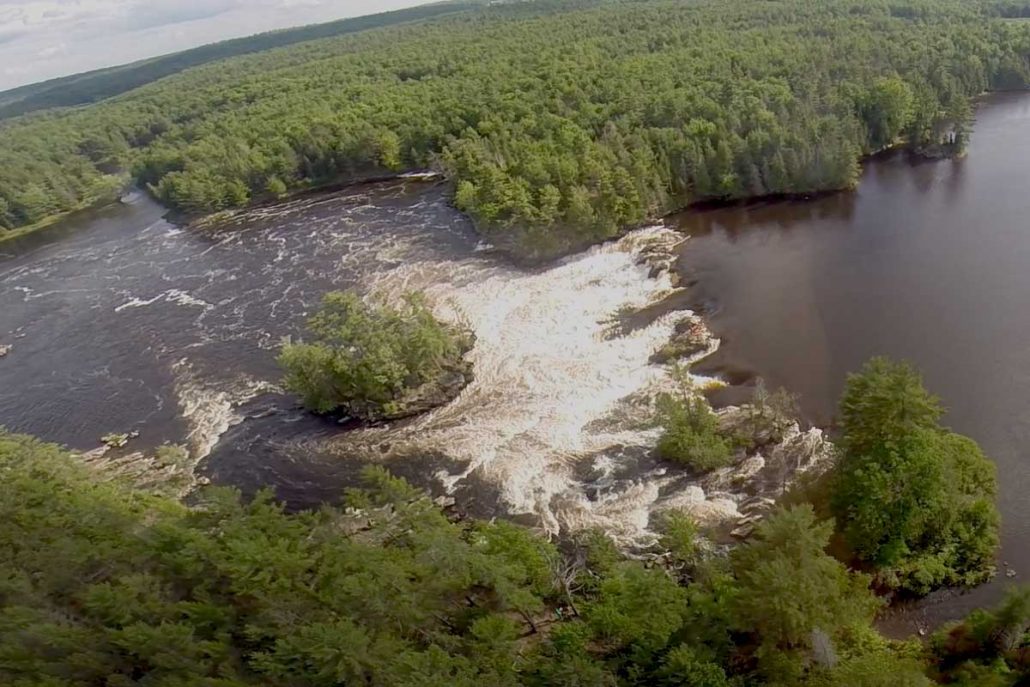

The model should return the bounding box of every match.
[115,289,212,313]
[347,226,711,543]
[172,360,274,460]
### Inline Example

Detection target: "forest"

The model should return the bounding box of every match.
[0,2,481,119]
[1,0,1029,257]
[0,359,1022,686]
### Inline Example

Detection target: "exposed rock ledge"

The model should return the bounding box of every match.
[656,410,837,540]
[630,251,838,541]
[652,316,711,364]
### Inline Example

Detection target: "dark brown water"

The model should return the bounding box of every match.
[675,92,1030,632]
[1,179,724,545]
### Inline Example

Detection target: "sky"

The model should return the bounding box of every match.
[0,0,430,91]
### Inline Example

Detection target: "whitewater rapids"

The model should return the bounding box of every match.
[312,223,736,544]
[1,180,788,546]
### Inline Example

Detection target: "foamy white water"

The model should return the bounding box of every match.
[3,180,782,547]
[326,225,727,543]
[172,359,276,461]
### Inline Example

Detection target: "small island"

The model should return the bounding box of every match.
[279,291,473,422]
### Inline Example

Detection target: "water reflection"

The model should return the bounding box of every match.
[677,191,857,238]
[674,92,1030,634]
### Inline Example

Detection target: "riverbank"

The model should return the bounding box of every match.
[0,128,965,265]
[668,91,1030,636]
[0,201,110,245]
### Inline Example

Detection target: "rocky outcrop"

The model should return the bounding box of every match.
[652,316,712,364]
[704,418,837,538]
[380,359,475,422]
[101,431,140,449]
[76,442,202,499]
[653,405,837,539]
[633,229,685,278]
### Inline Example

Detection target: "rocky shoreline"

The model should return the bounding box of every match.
[633,230,837,543]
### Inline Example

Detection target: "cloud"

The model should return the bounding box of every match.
[0,0,429,91]
[120,0,240,31]
[0,26,28,44]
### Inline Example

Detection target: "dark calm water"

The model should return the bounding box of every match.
[675,92,1030,632]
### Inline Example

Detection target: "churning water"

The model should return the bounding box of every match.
[0,179,751,544]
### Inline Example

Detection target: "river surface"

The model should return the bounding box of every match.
[0,178,749,545]
[675,92,1030,632]
[3,94,1028,634]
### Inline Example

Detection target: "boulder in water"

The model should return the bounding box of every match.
[0,344,10,358]
[652,316,712,364]
[100,430,140,449]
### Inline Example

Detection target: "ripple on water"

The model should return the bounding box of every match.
[1,181,765,547]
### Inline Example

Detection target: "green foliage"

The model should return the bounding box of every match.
[837,357,943,458]
[831,358,1000,594]
[1,429,1025,686]
[2,0,1029,253]
[730,506,881,660]
[928,586,1030,683]
[658,511,700,568]
[656,389,734,472]
[654,645,732,686]
[279,291,469,420]
[858,76,917,150]
[0,3,482,119]
[822,651,933,686]
[0,431,560,686]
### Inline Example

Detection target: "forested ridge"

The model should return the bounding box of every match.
[1,0,1029,257]
[0,2,483,119]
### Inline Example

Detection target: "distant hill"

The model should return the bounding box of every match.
[0,2,481,120]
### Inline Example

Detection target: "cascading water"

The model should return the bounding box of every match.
[0,179,828,547]
[341,225,726,543]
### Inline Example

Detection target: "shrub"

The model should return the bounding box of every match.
[656,391,733,472]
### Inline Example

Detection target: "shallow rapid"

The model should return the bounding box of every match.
[2,178,792,545]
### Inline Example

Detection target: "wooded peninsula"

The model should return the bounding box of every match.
[1,0,1029,257]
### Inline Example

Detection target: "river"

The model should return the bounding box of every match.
[3,177,800,547]
[2,94,1027,633]
[675,92,1030,633]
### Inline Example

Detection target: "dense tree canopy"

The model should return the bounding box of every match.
[832,358,1000,594]
[278,291,471,420]
[8,430,1010,687]
[1,0,1028,256]
[0,3,481,120]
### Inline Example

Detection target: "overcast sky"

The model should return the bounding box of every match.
[0,0,430,91]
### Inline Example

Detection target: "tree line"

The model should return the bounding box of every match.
[1,0,1029,256]
[0,2,482,119]
[0,356,1019,685]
